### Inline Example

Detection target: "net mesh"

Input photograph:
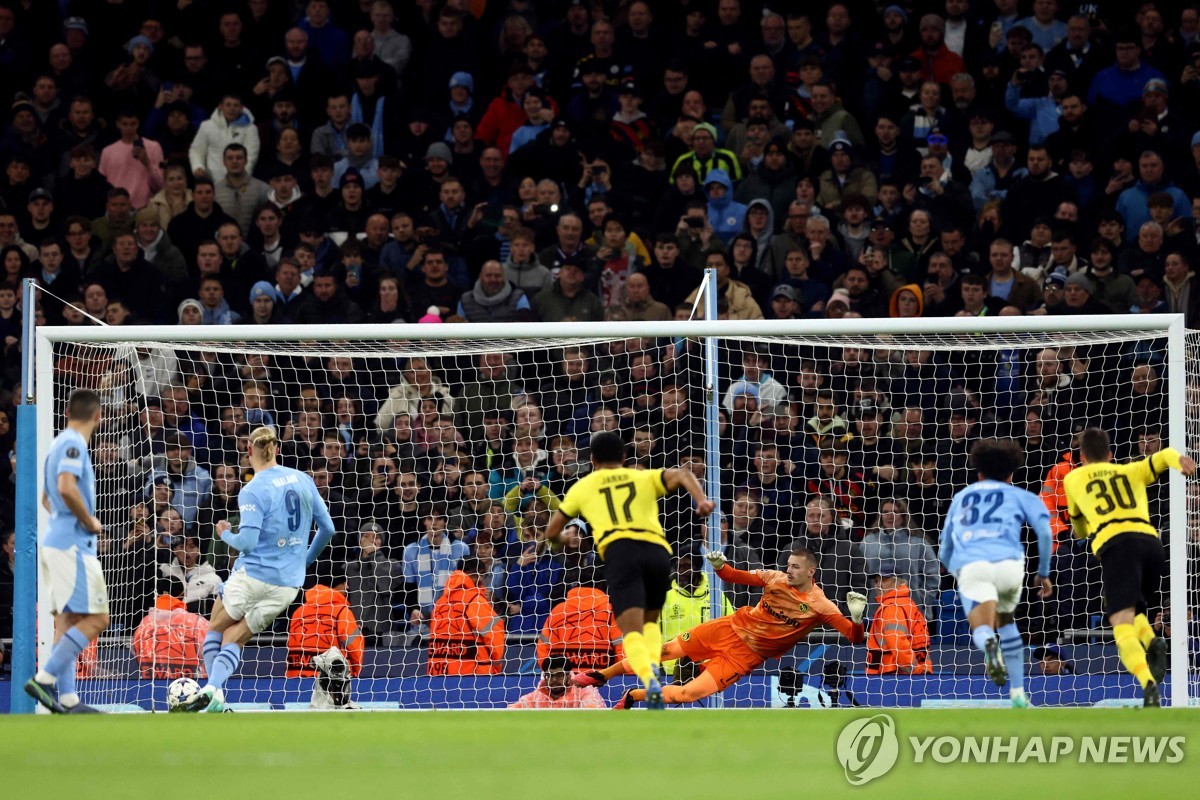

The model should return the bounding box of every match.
[39,326,1196,710]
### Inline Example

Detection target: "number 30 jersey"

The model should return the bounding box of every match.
[1064,448,1182,556]
[558,467,668,558]
[939,479,1052,577]
[226,465,332,588]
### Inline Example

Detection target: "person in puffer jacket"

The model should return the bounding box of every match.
[189,95,261,183]
[705,169,747,246]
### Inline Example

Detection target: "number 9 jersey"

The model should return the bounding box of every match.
[227,465,334,588]
[558,468,668,558]
[1063,448,1183,556]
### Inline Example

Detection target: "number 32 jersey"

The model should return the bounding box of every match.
[939,479,1051,576]
[230,465,327,587]
[1064,448,1182,556]
[558,468,668,558]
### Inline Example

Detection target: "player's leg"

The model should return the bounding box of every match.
[1136,538,1167,684]
[639,544,673,709]
[580,636,688,687]
[607,542,657,692]
[994,560,1028,707]
[958,562,1006,685]
[28,550,110,713]
[202,598,231,677]
[1102,539,1157,704]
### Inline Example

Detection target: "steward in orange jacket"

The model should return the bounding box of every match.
[131,594,208,679]
[428,559,505,676]
[1040,448,1077,547]
[536,585,623,669]
[287,579,365,678]
[866,570,932,675]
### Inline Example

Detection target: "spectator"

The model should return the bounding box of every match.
[98,109,164,210]
[508,655,606,709]
[189,94,260,183]
[146,432,212,530]
[865,561,933,675]
[403,512,470,625]
[156,534,222,616]
[213,144,270,235]
[286,573,365,679]
[861,498,940,620]
[458,260,532,322]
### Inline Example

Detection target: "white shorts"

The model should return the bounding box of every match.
[220,572,298,634]
[41,545,109,616]
[957,559,1024,614]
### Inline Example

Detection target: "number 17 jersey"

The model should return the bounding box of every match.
[234,465,323,587]
[558,467,668,558]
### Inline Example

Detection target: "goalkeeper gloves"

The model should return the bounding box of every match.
[846,592,868,624]
[704,550,727,571]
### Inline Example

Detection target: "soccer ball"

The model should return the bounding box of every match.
[167,678,201,712]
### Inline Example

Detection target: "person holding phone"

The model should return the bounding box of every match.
[98,109,164,209]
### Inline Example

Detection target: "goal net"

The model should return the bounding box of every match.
[30,318,1195,711]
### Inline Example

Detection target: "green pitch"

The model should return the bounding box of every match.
[1,709,1194,799]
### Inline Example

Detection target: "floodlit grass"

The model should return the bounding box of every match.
[1,708,1194,799]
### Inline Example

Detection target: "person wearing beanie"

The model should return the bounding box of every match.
[178,298,204,324]
[669,121,742,183]
[1048,270,1113,315]
[418,306,442,323]
[246,280,289,325]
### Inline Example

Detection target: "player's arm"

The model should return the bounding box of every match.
[824,608,866,644]
[1025,493,1054,595]
[219,487,264,552]
[662,467,716,516]
[41,492,50,512]
[56,472,101,534]
[544,509,572,545]
[306,484,337,565]
[711,559,771,587]
[1132,447,1198,485]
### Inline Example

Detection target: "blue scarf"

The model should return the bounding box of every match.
[351,93,386,159]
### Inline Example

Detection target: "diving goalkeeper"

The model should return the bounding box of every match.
[575,548,867,708]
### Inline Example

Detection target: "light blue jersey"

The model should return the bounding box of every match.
[939,480,1053,578]
[43,428,96,553]
[221,465,336,588]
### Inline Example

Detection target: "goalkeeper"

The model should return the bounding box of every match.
[575,548,866,708]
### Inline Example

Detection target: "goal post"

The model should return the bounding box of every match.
[20,314,1194,711]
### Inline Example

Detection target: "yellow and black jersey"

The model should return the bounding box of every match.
[558,467,669,558]
[1063,448,1182,555]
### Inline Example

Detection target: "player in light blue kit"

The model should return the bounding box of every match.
[25,389,108,714]
[181,425,335,712]
[939,438,1054,708]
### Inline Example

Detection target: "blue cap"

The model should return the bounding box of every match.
[449,71,474,92]
[126,35,154,55]
[249,281,277,304]
[874,560,898,578]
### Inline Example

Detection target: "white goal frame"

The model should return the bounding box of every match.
[28,315,1193,709]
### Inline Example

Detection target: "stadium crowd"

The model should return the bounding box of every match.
[0,0,1195,675]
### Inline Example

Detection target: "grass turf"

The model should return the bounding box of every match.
[1,708,1194,799]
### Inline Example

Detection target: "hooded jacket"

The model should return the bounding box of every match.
[428,570,505,675]
[706,169,748,246]
[286,584,365,677]
[888,283,925,318]
[189,106,261,183]
[536,586,623,669]
[866,582,932,675]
